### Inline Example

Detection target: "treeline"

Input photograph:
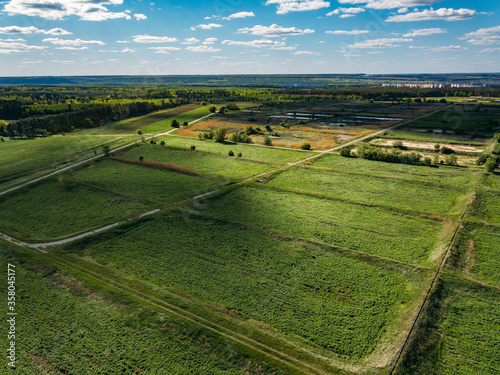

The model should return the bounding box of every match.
[1,99,187,137]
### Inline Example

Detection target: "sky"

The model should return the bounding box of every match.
[0,0,499,76]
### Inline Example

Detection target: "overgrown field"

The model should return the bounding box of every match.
[395,277,500,375]
[59,211,432,362]
[71,159,223,205]
[0,135,127,184]
[0,179,144,241]
[118,144,274,181]
[201,186,444,266]
[0,243,283,375]
[266,166,467,216]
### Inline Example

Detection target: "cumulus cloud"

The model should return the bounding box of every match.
[191,23,223,30]
[2,0,137,21]
[326,7,365,16]
[224,11,255,19]
[148,46,181,53]
[181,37,200,45]
[186,46,221,52]
[0,26,72,35]
[132,35,178,43]
[0,39,48,53]
[294,50,320,55]
[337,0,443,9]
[56,46,88,50]
[404,28,447,37]
[265,0,330,14]
[121,47,135,53]
[386,8,479,22]
[134,13,147,20]
[222,39,288,48]
[461,26,500,46]
[203,38,218,45]
[479,47,500,53]
[349,37,413,48]
[43,37,105,46]
[326,29,369,35]
[238,24,314,37]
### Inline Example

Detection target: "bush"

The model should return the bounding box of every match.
[0,137,4,142]
[440,146,454,155]
[485,159,496,173]
[225,103,240,111]
[213,127,228,143]
[445,154,458,166]
[301,143,311,150]
[339,146,352,157]
[150,139,156,145]
[237,153,242,158]
[171,119,180,128]
[265,125,272,132]
[139,156,144,162]
[263,137,272,146]
[393,140,405,149]
[434,144,440,151]
[137,129,143,135]
[160,140,165,146]
[422,157,432,166]
[183,121,189,127]
[228,150,234,156]
[190,145,196,151]
[209,106,217,113]
[201,101,208,106]
[230,132,251,143]
[198,133,204,140]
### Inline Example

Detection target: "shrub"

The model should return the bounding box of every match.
[245,125,257,135]
[150,139,156,145]
[228,150,234,156]
[137,129,143,135]
[139,156,144,162]
[160,140,165,146]
[225,103,240,111]
[201,101,208,106]
[237,153,242,158]
[485,159,496,173]
[209,106,217,113]
[102,145,110,156]
[445,154,458,166]
[171,119,180,128]
[422,157,432,166]
[301,142,311,150]
[339,146,352,157]
[198,133,204,140]
[263,137,273,146]
[190,145,196,151]
[213,127,228,143]
[434,144,440,151]
[393,140,405,149]
[0,137,4,142]
[440,146,454,155]
[183,121,189,127]
[265,125,272,132]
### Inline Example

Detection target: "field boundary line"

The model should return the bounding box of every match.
[43,252,333,375]
[389,188,477,375]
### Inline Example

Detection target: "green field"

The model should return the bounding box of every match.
[119,144,274,181]
[396,277,500,375]
[0,135,127,184]
[160,136,311,164]
[202,186,444,266]
[0,179,144,241]
[0,243,283,375]
[59,211,431,361]
[266,166,467,216]
[71,159,223,205]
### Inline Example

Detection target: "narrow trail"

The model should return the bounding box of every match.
[43,252,331,375]
[389,188,477,375]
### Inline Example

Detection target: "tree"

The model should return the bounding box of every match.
[301,142,311,150]
[228,150,234,156]
[263,137,272,146]
[137,129,143,135]
[139,156,144,162]
[183,121,188,127]
[393,140,405,149]
[434,144,440,152]
[422,157,432,166]
[339,146,352,157]
[190,145,196,151]
[209,106,217,113]
[237,152,242,158]
[213,127,227,142]
[485,159,496,173]
[445,154,458,166]
[171,119,180,128]
[433,154,440,165]
[0,137,4,142]
[102,145,110,156]
[160,140,165,146]
[218,106,226,114]
[440,146,454,155]
[265,125,272,132]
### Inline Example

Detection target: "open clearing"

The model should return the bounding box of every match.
[370,139,484,154]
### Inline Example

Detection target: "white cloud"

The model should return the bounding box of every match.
[337,0,443,9]
[132,35,178,43]
[294,50,320,55]
[181,37,200,45]
[224,11,255,19]
[0,26,71,35]
[349,37,413,48]
[340,14,355,18]
[222,39,288,48]
[2,0,136,21]
[186,46,221,52]
[428,45,467,52]
[191,23,223,30]
[398,7,409,13]
[203,38,218,45]
[43,38,105,46]
[121,47,135,53]
[52,59,73,63]
[326,29,369,35]
[326,7,365,16]
[134,13,147,20]
[404,28,447,37]
[462,26,500,46]
[387,8,479,22]
[479,47,500,53]
[238,24,314,37]
[0,40,47,52]
[148,46,181,54]
[56,46,88,50]
[265,0,330,14]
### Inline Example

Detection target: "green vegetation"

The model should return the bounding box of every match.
[0,179,144,241]
[203,186,443,265]
[60,211,431,360]
[0,244,283,375]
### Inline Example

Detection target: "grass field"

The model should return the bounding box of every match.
[0,179,144,241]
[379,129,489,145]
[395,277,500,375]
[118,144,275,181]
[0,135,127,184]
[201,186,444,266]
[76,104,208,135]
[71,159,223,205]
[159,136,311,164]
[59,211,432,362]
[266,166,468,216]
[0,243,283,375]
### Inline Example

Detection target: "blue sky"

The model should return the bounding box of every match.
[0,0,499,76]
